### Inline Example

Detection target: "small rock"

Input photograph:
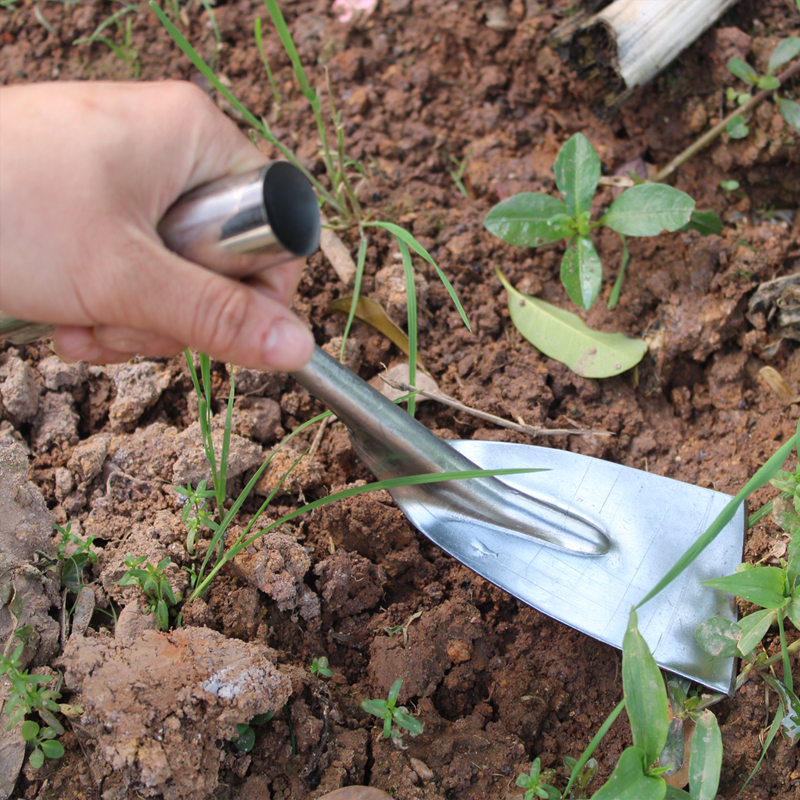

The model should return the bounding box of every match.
[233,397,283,444]
[60,627,292,800]
[409,757,434,782]
[54,467,75,502]
[172,421,263,490]
[0,356,39,421]
[107,361,172,426]
[114,597,157,645]
[68,433,112,486]
[38,355,88,391]
[314,551,386,617]
[31,392,79,453]
[229,531,320,619]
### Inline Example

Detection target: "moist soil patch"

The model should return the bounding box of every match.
[2,1,800,798]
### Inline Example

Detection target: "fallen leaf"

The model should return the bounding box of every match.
[759,366,796,403]
[495,268,647,378]
[370,363,440,403]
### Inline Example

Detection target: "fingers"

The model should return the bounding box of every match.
[53,326,185,364]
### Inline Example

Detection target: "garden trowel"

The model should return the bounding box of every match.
[291,348,745,695]
[0,162,744,694]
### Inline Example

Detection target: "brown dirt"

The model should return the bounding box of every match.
[2,1,800,798]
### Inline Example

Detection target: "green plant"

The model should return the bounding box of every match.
[516,758,558,800]
[230,711,275,752]
[484,133,697,311]
[174,481,218,556]
[0,639,80,769]
[360,678,423,748]
[73,2,141,77]
[725,38,800,137]
[20,719,64,769]
[381,609,422,647]
[55,522,97,595]
[118,555,179,631]
[310,656,332,678]
[719,179,740,192]
[561,756,597,798]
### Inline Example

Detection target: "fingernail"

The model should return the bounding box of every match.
[263,318,313,370]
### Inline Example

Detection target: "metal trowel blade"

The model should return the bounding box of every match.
[389,441,745,694]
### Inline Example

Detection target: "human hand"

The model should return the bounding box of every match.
[0,80,314,371]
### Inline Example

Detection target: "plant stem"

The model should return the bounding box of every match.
[655,59,800,183]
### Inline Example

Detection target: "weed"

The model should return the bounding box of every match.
[118,555,179,631]
[719,179,740,192]
[230,711,275,752]
[73,2,141,77]
[174,481,218,556]
[360,678,423,748]
[310,656,332,678]
[55,522,97,595]
[725,38,800,137]
[516,758,558,800]
[484,133,700,311]
[21,719,64,769]
[381,609,422,647]
[561,756,597,799]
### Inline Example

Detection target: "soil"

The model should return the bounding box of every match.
[2,1,800,798]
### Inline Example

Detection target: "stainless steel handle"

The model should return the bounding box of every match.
[291,347,611,555]
[0,161,320,344]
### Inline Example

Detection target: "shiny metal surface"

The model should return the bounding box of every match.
[292,347,744,693]
[0,161,320,344]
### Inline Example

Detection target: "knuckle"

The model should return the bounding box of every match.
[192,280,252,357]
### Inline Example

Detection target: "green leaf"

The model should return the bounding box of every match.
[495,268,647,378]
[776,97,800,130]
[681,210,723,236]
[20,720,39,741]
[369,221,471,332]
[387,678,402,705]
[29,748,44,770]
[623,607,669,764]
[664,787,692,800]
[757,74,781,91]
[361,699,389,719]
[40,739,64,759]
[393,710,423,735]
[727,57,758,85]
[602,184,695,237]
[735,608,776,655]
[560,234,602,310]
[554,133,601,217]
[660,717,685,777]
[725,115,749,139]
[785,595,800,629]
[483,193,572,247]
[590,747,667,800]
[719,180,740,191]
[702,566,787,609]
[156,599,169,632]
[768,38,800,74]
[688,710,722,800]
[232,723,256,752]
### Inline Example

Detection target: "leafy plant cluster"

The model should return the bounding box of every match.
[118,555,180,631]
[726,37,800,138]
[360,678,423,748]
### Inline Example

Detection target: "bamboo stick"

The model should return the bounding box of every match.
[563,0,742,109]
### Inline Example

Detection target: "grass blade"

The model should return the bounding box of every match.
[397,239,417,418]
[341,236,368,360]
[638,434,797,608]
[370,221,471,332]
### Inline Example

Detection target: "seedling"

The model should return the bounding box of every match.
[118,555,179,631]
[360,678,423,748]
[230,711,275,752]
[562,756,597,799]
[55,522,97,595]
[381,609,423,647]
[725,38,800,138]
[485,132,697,311]
[21,719,64,769]
[516,758,558,800]
[174,481,218,556]
[310,656,332,678]
[73,2,141,78]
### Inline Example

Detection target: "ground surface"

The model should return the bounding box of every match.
[1,1,800,798]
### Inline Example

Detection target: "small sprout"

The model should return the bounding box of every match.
[381,609,423,647]
[55,522,97,594]
[310,656,333,678]
[720,179,740,192]
[118,555,178,631]
[563,756,598,798]
[360,678,423,748]
[516,757,559,800]
[230,711,275,752]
